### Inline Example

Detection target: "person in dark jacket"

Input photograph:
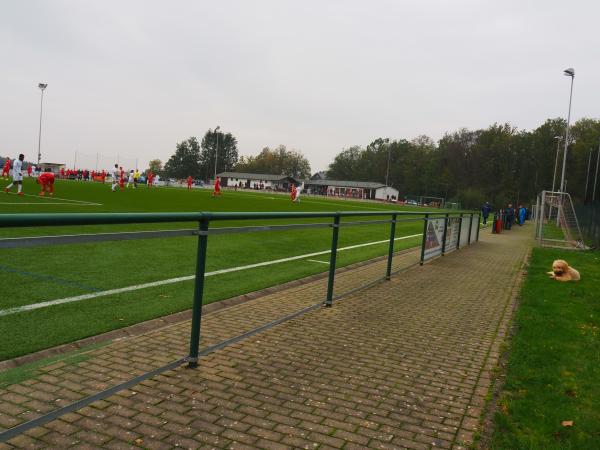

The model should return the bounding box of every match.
[481,202,492,226]
[505,203,515,229]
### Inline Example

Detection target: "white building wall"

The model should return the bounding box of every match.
[375,186,399,200]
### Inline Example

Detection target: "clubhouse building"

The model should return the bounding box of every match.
[216,172,301,191]
[303,179,399,201]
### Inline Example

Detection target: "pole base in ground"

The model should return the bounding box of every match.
[186,357,198,368]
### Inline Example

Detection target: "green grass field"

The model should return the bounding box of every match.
[492,248,600,449]
[0,178,452,361]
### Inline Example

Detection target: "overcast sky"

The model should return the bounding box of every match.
[1,0,599,172]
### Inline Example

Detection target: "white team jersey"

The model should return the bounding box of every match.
[128,173,134,182]
[111,168,119,182]
[13,160,23,180]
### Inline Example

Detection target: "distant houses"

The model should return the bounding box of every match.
[217,171,399,201]
[303,179,399,201]
[216,172,301,191]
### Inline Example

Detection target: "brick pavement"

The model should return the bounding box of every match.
[0,225,531,449]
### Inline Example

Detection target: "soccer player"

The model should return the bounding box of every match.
[2,158,10,180]
[147,171,154,188]
[27,165,33,177]
[4,154,25,195]
[133,169,140,188]
[119,167,125,190]
[212,176,221,196]
[294,184,302,203]
[37,170,55,196]
[127,170,134,188]
[290,183,297,202]
[187,175,193,190]
[111,164,120,191]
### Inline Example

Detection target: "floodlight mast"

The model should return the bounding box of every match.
[214,125,220,182]
[37,83,48,166]
[557,68,574,225]
[549,135,562,219]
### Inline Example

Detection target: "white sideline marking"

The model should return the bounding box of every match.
[0,202,97,206]
[0,233,422,317]
[5,192,102,206]
[307,259,329,265]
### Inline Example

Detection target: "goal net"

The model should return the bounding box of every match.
[534,190,586,249]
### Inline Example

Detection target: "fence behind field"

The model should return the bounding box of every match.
[575,202,600,248]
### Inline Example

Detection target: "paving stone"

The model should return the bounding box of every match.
[0,226,530,449]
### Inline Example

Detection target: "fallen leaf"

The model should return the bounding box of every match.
[561,420,574,427]
[134,438,144,445]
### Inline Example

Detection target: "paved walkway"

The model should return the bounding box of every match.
[0,225,531,449]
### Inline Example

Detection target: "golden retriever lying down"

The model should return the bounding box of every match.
[547,259,580,282]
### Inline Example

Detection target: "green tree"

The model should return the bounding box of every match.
[200,128,238,181]
[147,159,163,175]
[235,145,311,179]
[164,137,202,179]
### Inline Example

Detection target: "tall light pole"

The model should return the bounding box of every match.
[551,136,562,194]
[559,68,574,194]
[384,140,391,187]
[37,83,48,165]
[213,126,220,182]
[557,68,574,225]
[593,137,600,202]
[548,135,562,218]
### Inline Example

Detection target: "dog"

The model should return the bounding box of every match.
[547,259,580,282]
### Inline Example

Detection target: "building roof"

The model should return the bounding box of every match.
[217,172,299,182]
[304,179,393,189]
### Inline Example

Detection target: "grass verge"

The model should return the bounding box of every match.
[492,248,600,449]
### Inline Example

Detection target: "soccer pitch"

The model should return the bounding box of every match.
[1,179,430,361]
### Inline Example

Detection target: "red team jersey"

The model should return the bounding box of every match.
[39,172,55,185]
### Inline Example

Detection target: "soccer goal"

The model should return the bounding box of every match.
[534,190,586,249]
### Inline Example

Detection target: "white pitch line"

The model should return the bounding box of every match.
[307,259,329,265]
[0,233,422,317]
[6,192,102,206]
[0,203,97,206]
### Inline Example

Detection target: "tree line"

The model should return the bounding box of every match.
[162,128,312,181]
[161,118,600,209]
[328,118,600,208]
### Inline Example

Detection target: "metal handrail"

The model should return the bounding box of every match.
[0,209,479,367]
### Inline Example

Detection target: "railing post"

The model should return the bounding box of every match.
[456,213,463,249]
[325,214,341,307]
[420,214,429,265]
[385,214,397,279]
[441,213,449,255]
[188,218,210,368]
[467,213,473,244]
[475,213,481,242]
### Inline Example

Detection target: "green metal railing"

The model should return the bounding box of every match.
[0,210,479,368]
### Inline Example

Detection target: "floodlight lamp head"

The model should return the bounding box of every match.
[563,68,574,77]
[38,83,48,90]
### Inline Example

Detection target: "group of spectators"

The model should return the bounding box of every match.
[481,202,529,230]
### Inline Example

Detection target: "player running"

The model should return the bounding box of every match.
[37,170,55,196]
[292,184,302,203]
[133,169,140,188]
[212,176,221,196]
[111,164,120,192]
[4,154,25,195]
[119,167,125,190]
[187,176,193,190]
[147,171,154,188]
[2,158,10,180]
[127,170,134,188]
